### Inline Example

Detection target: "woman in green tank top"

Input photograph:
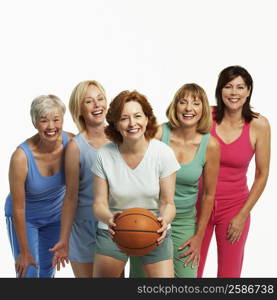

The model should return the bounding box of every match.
[130,83,220,277]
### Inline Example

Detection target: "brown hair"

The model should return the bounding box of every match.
[105,90,158,144]
[215,65,258,123]
[166,83,211,133]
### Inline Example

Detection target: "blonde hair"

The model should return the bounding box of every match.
[166,83,211,133]
[30,94,66,127]
[69,80,107,132]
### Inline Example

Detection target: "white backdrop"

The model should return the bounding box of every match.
[0,0,276,278]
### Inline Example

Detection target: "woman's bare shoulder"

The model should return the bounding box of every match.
[10,147,27,163]
[155,124,163,140]
[251,114,270,131]
[207,135,220,151]
[64,131,75,139]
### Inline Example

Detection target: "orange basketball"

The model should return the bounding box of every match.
[113,207,162,256]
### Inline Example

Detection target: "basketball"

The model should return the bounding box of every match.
[113,207,162,256]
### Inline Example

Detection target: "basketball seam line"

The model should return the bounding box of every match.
[114,229,159,233]
[115,213,159,225]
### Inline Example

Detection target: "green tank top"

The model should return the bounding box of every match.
[161,122,210,213]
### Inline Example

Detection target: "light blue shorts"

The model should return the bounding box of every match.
[68,218,98,263]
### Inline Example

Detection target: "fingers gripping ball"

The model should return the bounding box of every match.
[113,207,162,256]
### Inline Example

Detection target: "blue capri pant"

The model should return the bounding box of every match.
[6,216,60,278]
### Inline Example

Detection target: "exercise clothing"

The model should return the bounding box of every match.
[92,138,180,262]
[68,133,98,263]
[5,131,69,278]
[198,118,254,278]
[130,123,210,278]
[162,123,210,213]
[5,131,69,221]
[92,139,180,229]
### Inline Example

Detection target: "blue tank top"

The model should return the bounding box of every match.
[161,123,210,213]
[5,132,69,221]
[73,133,97,220]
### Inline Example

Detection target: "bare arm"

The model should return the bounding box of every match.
[157,173,176,244]
[50,140,80,269]
[197,136,220,239]
[178,136,220,266]
[59,140,80,242]
[9,148,37,277]
[241,116,270,215]
[228,116,271,243]
[93,175,114,230]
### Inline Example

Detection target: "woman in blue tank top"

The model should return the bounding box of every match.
[50,81,109,277]
[5,95,73,278]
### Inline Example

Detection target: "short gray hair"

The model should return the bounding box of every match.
[30,95,66,126]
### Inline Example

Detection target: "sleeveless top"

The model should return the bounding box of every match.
[73,133,98,220]
[210,119,255,203]
[5,132,69,221]
[161,123,210,213]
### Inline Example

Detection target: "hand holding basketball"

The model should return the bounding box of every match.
[156,216,168,246]
[108,211,122,236]
[113,207,162,256]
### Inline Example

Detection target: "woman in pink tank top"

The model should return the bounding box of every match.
[197,65,271,277]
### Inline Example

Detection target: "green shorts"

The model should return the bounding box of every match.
[95,228,173,264]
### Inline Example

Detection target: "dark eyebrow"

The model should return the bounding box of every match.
[225,83,246,86]
[121,112,142,117]
[179,97,199,101]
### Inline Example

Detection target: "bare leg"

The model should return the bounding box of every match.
[93,254,126,278]
[70,261,94,278]
[143,259,174,278]
[120,269,125,277]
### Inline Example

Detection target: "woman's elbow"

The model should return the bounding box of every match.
[255,169,269,186]
[92,202,97,214]
[201,192,215,205]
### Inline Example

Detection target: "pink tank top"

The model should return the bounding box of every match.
[211,119,255,203]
